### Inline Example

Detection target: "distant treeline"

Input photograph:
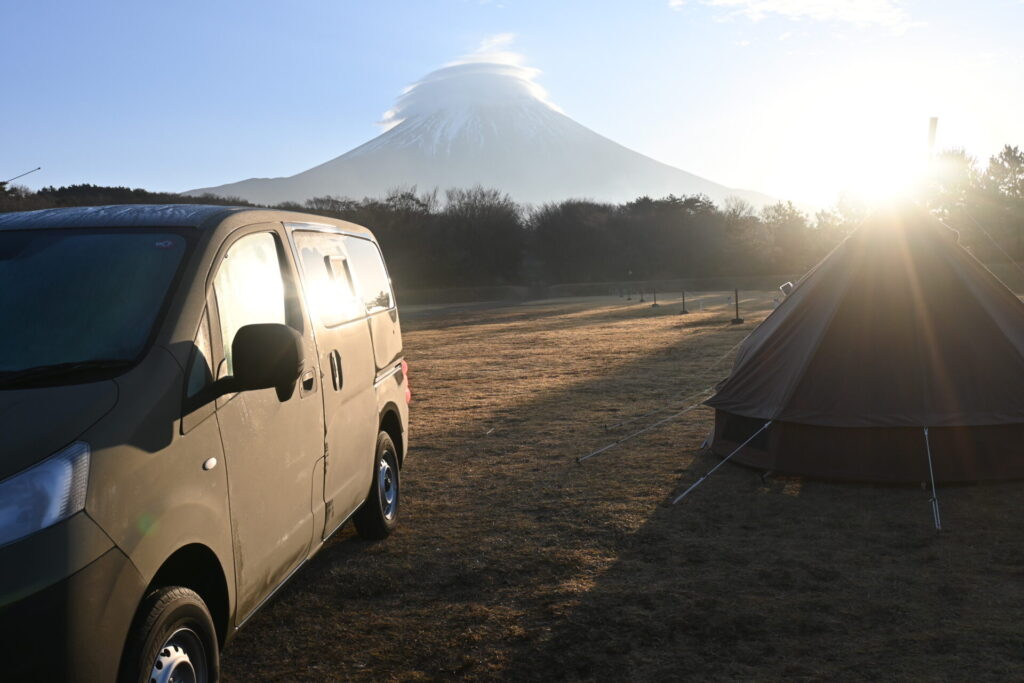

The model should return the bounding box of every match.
[924,145,1024,262]
[2,144,1021,290]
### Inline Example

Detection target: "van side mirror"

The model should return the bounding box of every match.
[185,323,304,409]
[228,323,304,400]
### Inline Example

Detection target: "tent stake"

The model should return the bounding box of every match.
[672,421,772,504]
[923,427,942,531]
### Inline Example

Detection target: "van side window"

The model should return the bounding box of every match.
[344,237,394,314]
[213,232,287,375]
[292,231,363,326]
[186,310,213,397]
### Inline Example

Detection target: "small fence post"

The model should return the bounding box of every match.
[731,288,744,324]
[680,290,689,315]
[651,287,659,308]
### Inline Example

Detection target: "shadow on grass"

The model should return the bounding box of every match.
[498,449,1024,681]
[219,310,748,680]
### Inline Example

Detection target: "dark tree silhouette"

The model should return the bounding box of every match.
[4,141,1022,291]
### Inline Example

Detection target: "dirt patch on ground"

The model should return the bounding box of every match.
[222,294,1024,681]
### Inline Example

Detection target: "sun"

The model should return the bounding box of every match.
[834,148,927,205]
[776,103,932,208]
[761,53,948,209]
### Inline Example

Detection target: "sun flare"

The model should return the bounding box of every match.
[775,106,932,209]
[834,149,927,204]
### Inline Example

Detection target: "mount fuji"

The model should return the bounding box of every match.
[186,52,773,208]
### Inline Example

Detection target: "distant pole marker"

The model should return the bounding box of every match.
[731,289,744,324]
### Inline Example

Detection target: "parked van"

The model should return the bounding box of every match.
[0,205,410,682]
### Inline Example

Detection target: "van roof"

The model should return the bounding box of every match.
[0,204,243,230]
[0,204,375,237]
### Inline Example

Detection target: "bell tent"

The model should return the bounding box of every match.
[706,204,1024,483]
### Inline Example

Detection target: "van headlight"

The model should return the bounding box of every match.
[0,442,90,547]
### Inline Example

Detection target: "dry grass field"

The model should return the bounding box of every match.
[221,293,1024,682]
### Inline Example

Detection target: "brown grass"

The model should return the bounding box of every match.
[222,293,1024,682]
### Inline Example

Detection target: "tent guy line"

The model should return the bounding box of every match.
[602,385,718,434]
[576,388,716,464]
[672,421,773,505]
[602,328,754,432]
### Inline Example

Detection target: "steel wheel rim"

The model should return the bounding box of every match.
[150,627,207,683]
[378,452,397,520]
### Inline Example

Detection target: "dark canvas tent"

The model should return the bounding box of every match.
[706,204,1024,483]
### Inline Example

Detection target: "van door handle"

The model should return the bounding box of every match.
[301,368,316,393]
[330,350,343,391]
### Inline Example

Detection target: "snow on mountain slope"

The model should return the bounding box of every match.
[186,53,773,208]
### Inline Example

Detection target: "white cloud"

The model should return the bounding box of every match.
[668,0,686,7]
[687,0,912,31]
[476,32,516,53]
[379,34,560,130]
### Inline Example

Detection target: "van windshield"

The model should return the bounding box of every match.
[0,229,189,387]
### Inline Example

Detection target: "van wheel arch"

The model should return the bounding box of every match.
[379,406,404,467]
[139,544,230,648]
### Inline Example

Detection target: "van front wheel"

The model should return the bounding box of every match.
[121,586,219,683]
[354,431,400,540]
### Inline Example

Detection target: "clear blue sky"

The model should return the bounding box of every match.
[3,0,1022,206]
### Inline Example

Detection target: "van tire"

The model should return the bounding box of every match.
[354,431,400,540]
[120,586,219,683]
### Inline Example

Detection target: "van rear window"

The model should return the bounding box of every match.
[344,236,394,314]
[293,231,364,327]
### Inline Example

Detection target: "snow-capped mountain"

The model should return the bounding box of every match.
[186,57,773,208]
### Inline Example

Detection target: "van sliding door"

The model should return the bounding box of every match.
[290,230,379,536]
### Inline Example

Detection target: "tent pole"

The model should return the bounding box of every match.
[923,427,942,531]
[672,421,772,504]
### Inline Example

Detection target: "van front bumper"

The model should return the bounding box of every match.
[0,513,146,683]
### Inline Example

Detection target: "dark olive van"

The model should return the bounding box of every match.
[0,205,410,682]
